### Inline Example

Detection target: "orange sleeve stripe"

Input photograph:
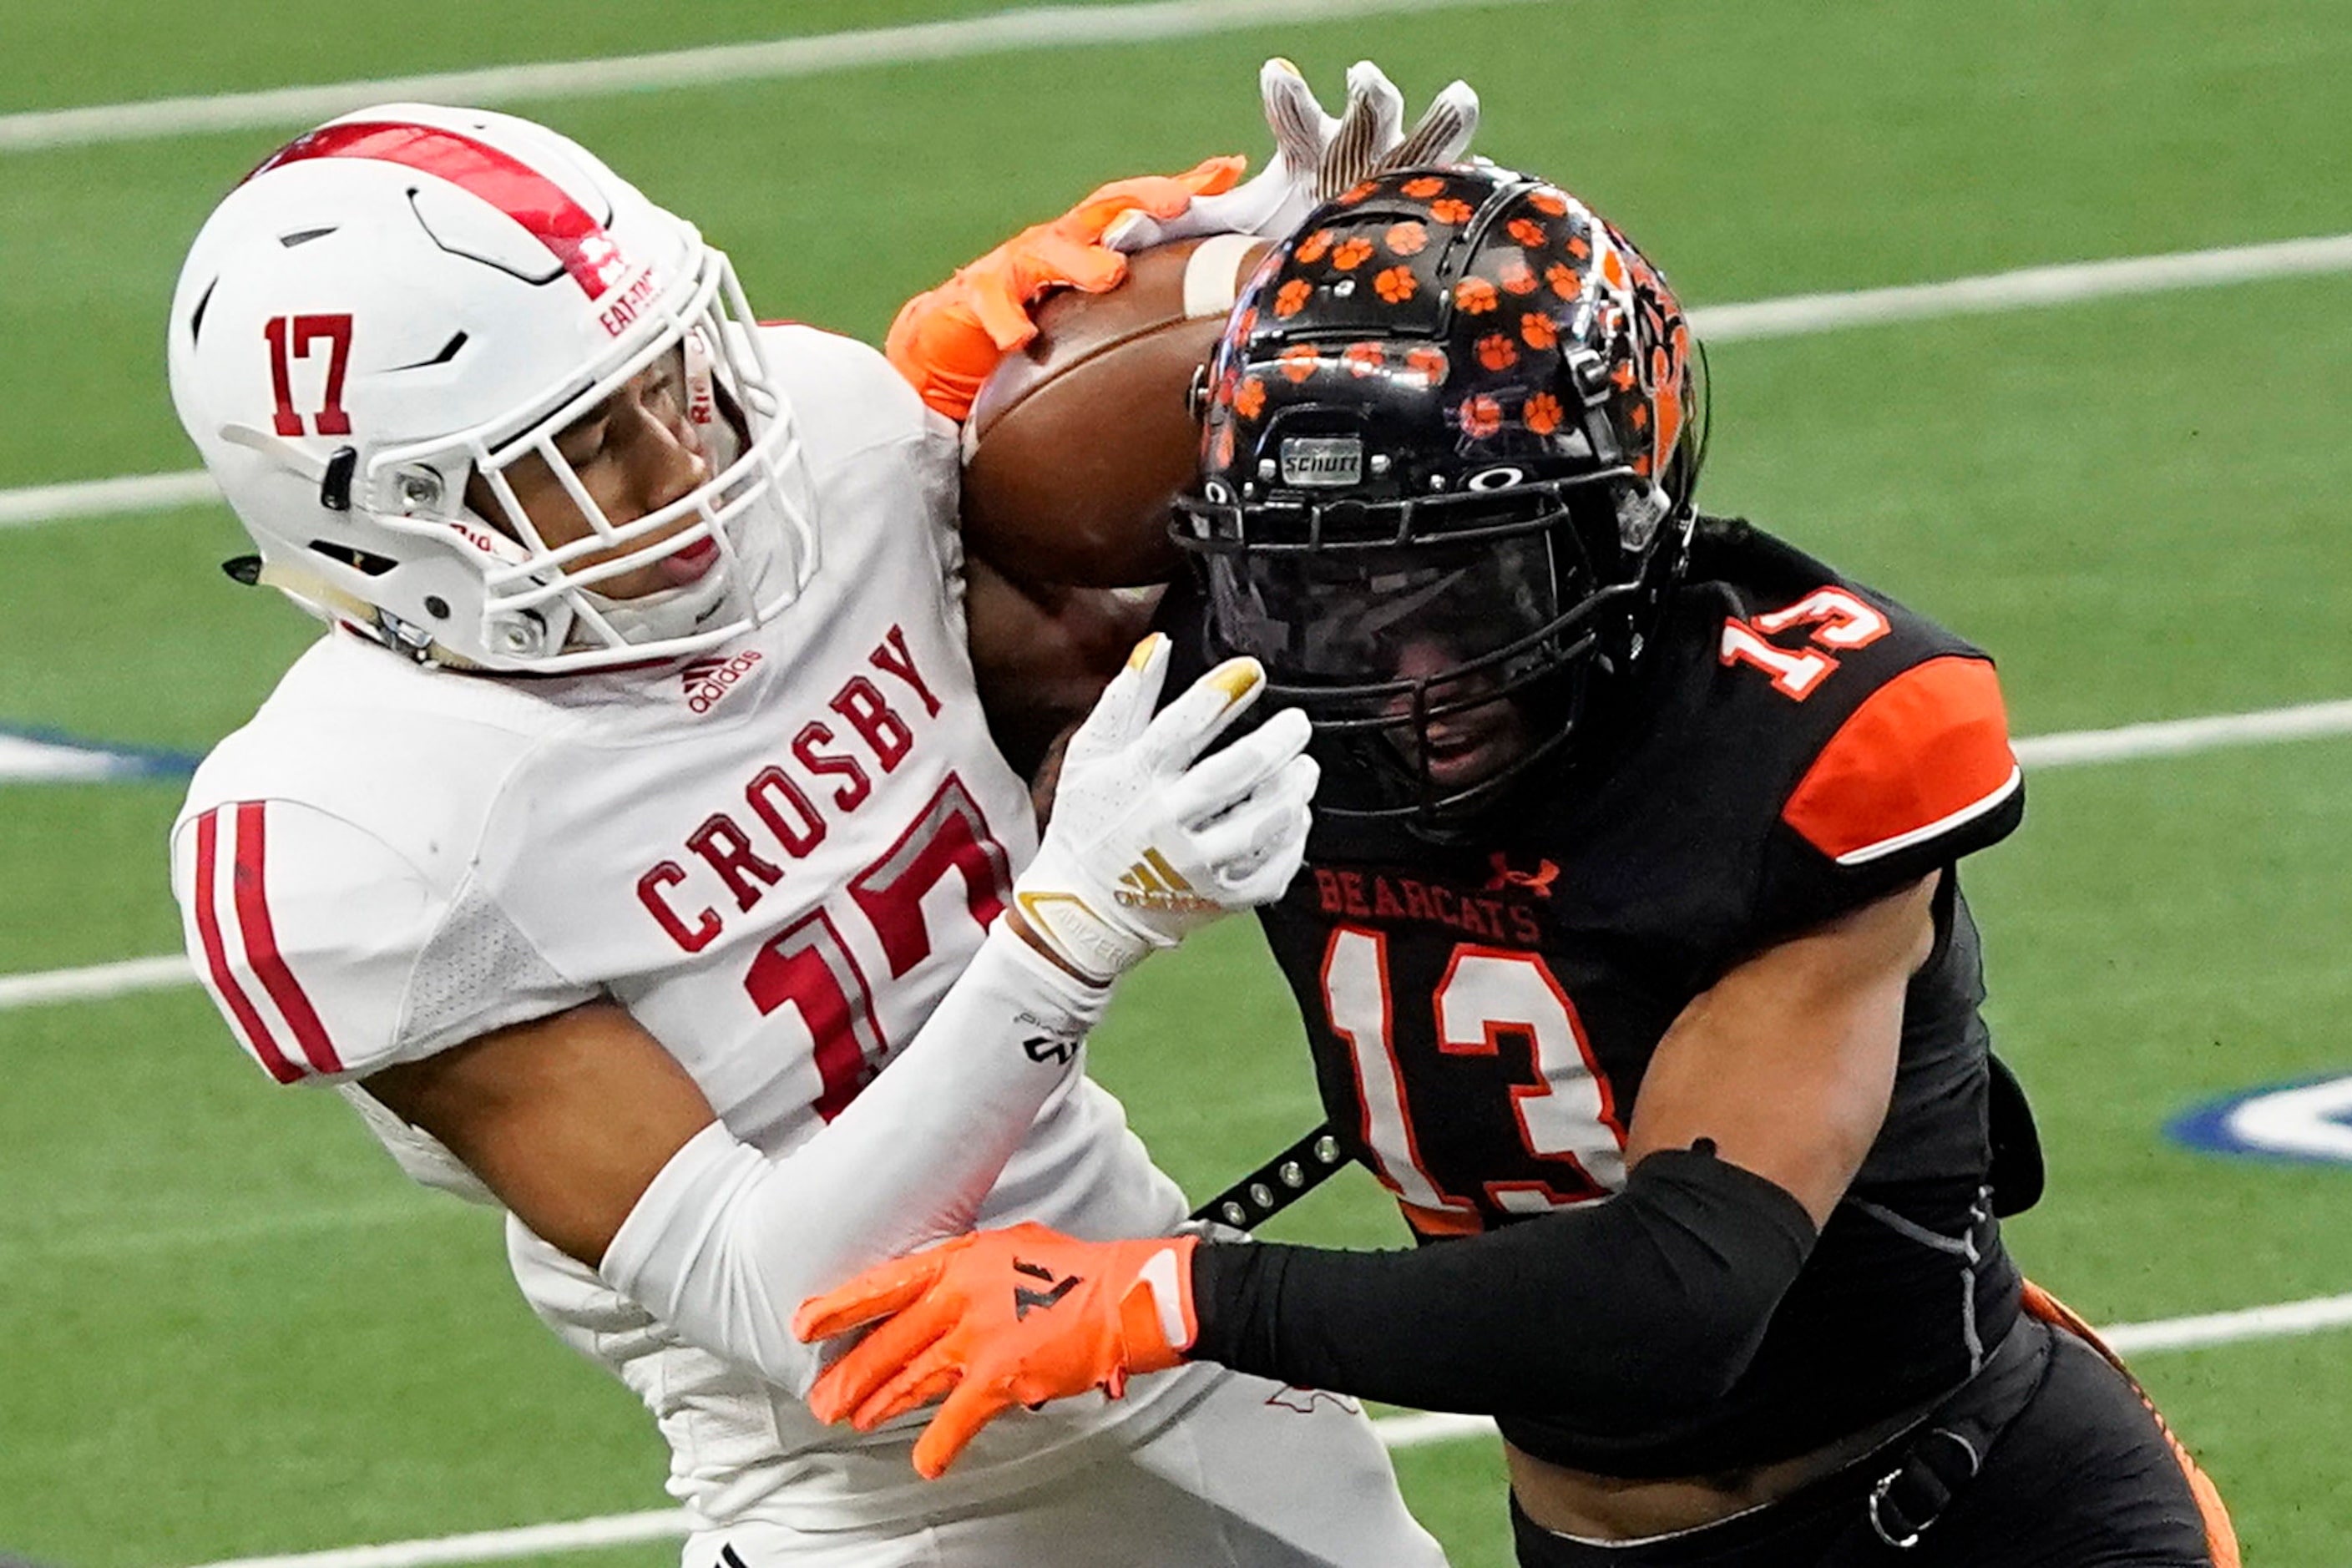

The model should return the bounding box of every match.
[1782,655,2020,866]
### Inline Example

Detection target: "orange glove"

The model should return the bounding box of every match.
[884,157,1245,421]
[795,1222,1201,1479]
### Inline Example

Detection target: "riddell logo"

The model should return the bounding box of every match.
[680,650,761,715]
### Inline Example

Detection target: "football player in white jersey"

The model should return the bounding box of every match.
[162,95,1455,1566]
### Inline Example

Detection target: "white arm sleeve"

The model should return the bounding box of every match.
[596,923,1109,1396]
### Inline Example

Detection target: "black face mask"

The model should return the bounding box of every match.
[1205,533,1565,706]
[1194,512,1621,824]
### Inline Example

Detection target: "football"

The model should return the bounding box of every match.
[960,233,1272,587]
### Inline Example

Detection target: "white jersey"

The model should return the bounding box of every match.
[169,326,1206,1530]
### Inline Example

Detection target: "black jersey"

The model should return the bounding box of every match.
[1164,518,2031,1476]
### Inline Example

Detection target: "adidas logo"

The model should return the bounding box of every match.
[680,650,762,716]
[1113,849,1221,915]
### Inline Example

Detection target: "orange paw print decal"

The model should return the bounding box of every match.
[1405,346,1449,386]
[1374,266,1418,304]
[1429,197,1474,225]
[1338,180,1378,204]
[1295,230,1335,265]
[1274,279,1313,317]
[1459,394,1504,438]
[1454,277,1500,314]
[1498,258,1538,296]
[1233,378,1267,420]
[1507,217,1548,248]
[1476,334,1517,372]
[1528,190,1570,217]
[1384,220,1429,257]
[1520,313,1559,350]
[1401,175,1447,199]
[1277,344,1321,383]
[1331,237,1377,271]
[1343,342,1384,377]
[1546,263,1583,301]
[1523,392,1565,436]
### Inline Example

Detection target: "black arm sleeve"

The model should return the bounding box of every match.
[1187,1146,1818,1423]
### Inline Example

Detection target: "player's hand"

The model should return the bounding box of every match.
[884,157,1244,420]
[1103,58,1480,252]
[795,1222,1201,1479]
[1006,634,1315,984]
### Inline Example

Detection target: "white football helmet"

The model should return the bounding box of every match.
[168,104,817,671]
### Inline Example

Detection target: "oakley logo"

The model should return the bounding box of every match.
[680,649,761,715]
[1279,437,1363,488]
[1012,1258,1083,1318]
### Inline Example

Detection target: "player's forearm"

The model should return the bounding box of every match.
[1185,1145,1818,1420]
[600,924,1108,1395]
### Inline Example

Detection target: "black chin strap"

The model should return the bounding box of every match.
[1190,1122,1351,1229]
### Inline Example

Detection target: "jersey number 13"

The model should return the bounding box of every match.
[1322,927,1629,1218]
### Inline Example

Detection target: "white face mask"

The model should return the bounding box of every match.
[445,274,821,667]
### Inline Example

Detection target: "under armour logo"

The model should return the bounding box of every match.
[1024,1033,1079,1065]
[1012,1257,1082,1318]
[1266,1386,1363,1417]
[1485,852,1560,898]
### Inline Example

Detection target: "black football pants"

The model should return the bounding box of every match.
[1509,1318,2223,1567]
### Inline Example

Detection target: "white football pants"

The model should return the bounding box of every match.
[681,1368,1449,1567]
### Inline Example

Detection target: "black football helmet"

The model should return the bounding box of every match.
[1173,164,1707,822]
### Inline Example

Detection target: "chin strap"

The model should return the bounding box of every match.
[1189,1121,1350,1230]
[251,558,486,669]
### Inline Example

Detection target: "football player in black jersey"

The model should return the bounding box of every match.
[799,166,2238,1566]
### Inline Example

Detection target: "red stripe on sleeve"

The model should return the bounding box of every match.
[232,802,346,1076]
[194,808,303,1085]
[1782,656,2019,865]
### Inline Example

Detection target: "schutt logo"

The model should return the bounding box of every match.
[680,650,762,715]
[1279,436,1363,488]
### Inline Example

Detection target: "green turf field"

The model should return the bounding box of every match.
[3,3,2349,1565]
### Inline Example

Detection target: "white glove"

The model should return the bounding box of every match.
[1104,58,1480,252]
[1013,635,1318,984]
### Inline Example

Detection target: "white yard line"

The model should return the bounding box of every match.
[6,695,2349,1013]
[8,230,2349,534]
[2100,1289,2352,1356]
[180,1513,691,1568]
[169,1287,2352,1568]
[0,953,193,1008]
[1693,232,2352,343]
[0,471,218,529]
[0,0,1517,154]
[2010,698,2352,768]
[0,1194,459,1262]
